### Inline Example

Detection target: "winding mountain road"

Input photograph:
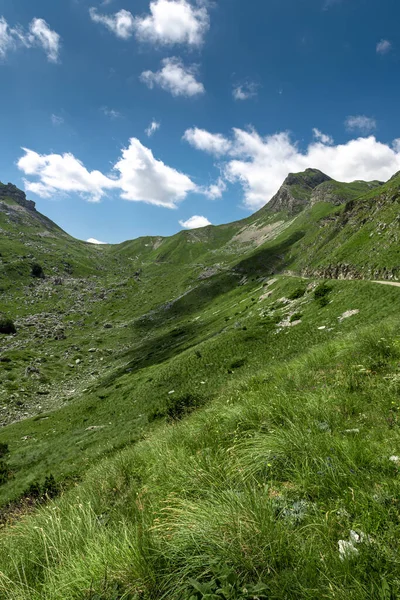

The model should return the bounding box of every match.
[372,281,400,288]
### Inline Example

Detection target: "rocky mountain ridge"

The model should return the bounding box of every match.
[267,168,384,215]
[0,182,36,211]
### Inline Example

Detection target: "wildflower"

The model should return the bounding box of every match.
[389,455,400,464]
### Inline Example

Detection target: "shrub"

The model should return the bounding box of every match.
[24,474,59,501]
[151,394,204,422]
[314,282,332,299]
[314,282,332,307]
[0,443,9,459]
[0,317,16,335]
[31,263,45,279]
[0,461,10,486]
[288,287,306,300]
[317,296,330,308]
[230,358,247,369]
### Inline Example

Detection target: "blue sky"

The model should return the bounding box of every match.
[1,0,400,244]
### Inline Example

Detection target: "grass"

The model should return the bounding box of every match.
[0,317,399,598]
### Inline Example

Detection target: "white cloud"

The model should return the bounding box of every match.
[18,149,115,202]
[345,115,376,134]
[51,114,64,126]
[87,238,108,244]
[89,8,135,39]
[18,138,197,208]
[113,138,196,207]
[233,82,258,101]
[202,177,227,200]
[134,0,209,46]
[186,127,400,210]
[376,39,392,55]
[140,57,205,97]
[90,0,209,46]
[0,16,60,62]
[146,120,160,137]
[179,215,212,229]
[312,128,334,145]
[101,107,122,119]
[0,17,16,58]
[29,18,61,62]
[183,127,231,155]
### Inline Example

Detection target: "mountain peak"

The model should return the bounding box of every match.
[283,168,332,188]
[268,168,332,214]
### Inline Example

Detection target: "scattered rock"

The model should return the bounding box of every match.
[338,310,360,322]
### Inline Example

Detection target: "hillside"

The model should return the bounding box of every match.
[0,171,400,599]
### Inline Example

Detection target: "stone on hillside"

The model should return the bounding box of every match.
[104,323,113,329]
[338,310,360,322]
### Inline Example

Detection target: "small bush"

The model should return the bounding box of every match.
[0,443,9,459]
[314,282,332,299]
[0,317,16,335]
[230,358,247,369]
[314,282,332,307]
[31,263,45,279]
[24,474,59,501]
[0,461,10,486]
[151,394,205,422]
[288,287,306,300]
[317,296,330,308]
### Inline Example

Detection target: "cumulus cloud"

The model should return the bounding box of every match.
[134,0,209,46]
[19,149,115,202]
[233,82,258,101]
[140,57,205,97]
[87,238,108,244]
[0,16,60,62]
[90,0,209,46]
[146,120,160,137]
[345,115,377,134]
[18,138,197,208]
[376,39,392,55]
[179,215,212,229]
[89,8,135,39]
[184,127,400,210]
[183,127,231,155]
[312,128,334,145]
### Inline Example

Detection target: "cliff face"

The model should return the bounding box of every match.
[0,182,36,211]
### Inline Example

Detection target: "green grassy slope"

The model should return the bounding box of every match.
[0,172,400,598]
[1,282,399,598]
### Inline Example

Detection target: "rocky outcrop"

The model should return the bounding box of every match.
[0,183,36,211]
[302,264,399,282]
[268,169,332,214]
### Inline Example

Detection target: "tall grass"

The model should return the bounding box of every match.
[1,321,400,599]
